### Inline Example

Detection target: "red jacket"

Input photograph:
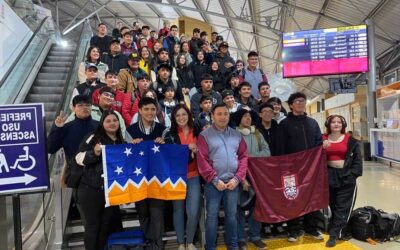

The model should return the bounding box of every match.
[91,88,125,115]
[121,91,140,126]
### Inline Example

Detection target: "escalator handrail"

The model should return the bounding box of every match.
[0,16,49,88]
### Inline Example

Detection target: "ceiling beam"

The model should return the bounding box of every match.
[313,0,330,29]
[362,0,391,21]
[217,0,247,60]
[119,2,158,31]
[115,0,282,36]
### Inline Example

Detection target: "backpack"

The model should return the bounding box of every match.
[349,206,400,242]
[62,158,83,188]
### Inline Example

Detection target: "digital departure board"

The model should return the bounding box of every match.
[282,25,368,78]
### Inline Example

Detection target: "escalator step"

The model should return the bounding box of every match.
[35,79,66,86]
[26,94,62,102]
[40,66,70,73]
[42,102,60,112]
[43,61,72,67]
[48,51,75,57]
[46,55,74,61]
[37,72,69,80]
[31,86,64,94]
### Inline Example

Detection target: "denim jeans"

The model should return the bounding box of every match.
[173,176,201,244]
[237,204,262,242]
[204,182,239,250]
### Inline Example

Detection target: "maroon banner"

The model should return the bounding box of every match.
[247,146,328,223]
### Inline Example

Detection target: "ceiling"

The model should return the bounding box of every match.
[38,0,400,99]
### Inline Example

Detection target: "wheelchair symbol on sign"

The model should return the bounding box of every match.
[6,146,35,173]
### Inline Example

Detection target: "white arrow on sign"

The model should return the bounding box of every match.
[0,174,37,186]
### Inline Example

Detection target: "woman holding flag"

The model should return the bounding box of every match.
[164,104,201,250]
[322,115,363,247]
[75,110,124,250]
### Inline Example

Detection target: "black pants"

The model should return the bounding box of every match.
[77,183,122,250]
[328,183,357,238]
[136,198,165,250]
[287,210,321,234]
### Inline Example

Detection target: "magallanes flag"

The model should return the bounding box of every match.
[247,146,328,223]
[102,141,189,207]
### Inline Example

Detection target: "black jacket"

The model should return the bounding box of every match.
[277,112,322,155]
[257,119,279,156]
[209,69,225,93]
[75,80,106,98]
[328,136,363,187]
[189,60,208,88]
[47,116,99,162]
[152,77,183,102]
[76,133,121,189]
[177,66,195,89]
[190,89,222,118]
[90,35,113,56]
[101,53,128,73]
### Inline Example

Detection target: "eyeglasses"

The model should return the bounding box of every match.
[101,92,115,98]
[293,99,305,104]
[76,103,91,108]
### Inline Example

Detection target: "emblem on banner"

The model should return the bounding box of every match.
[282,174,298,200]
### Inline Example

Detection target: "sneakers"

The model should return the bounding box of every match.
[287,231,299,242]
[250,239,267,249]
[186,243,197,250]
[306,230,324,240]
[238,241,247,250]
[178,244,185,250]
[325,237,337,248]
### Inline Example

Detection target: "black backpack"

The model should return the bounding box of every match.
[63,158,83,188]
[349,206,400,242]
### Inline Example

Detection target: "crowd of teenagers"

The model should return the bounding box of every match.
[47,21,363,250]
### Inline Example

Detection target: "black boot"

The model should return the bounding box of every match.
[325,236,337,248]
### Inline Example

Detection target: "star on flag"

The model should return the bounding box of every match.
[151,145,160,154]
[114,166,123,175]
[134,167,142,176]
[123,147,132,157]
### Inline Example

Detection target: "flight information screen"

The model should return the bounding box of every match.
[282,25,368,77]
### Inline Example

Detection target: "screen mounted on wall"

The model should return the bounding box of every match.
[282,25,369,78]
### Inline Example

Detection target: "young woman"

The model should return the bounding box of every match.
[164,104,200,250]
[78,46,109,83]
[176,54,195,94]
[234,109,270,250]
[172,43,181,67]
[180,41,193,66]
[208,61,224,92]
[189,50,208,89]
[266,97,286,124]
[322,115,363,248]
[139,46,152,76]
[75,110,123,250]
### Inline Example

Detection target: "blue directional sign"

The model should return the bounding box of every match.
[0,103,49,195]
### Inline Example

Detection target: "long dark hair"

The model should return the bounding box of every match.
[325,115,347,134]
[139,46,152,63]
[169,104,194,135]
[86,46,101,63]
[94,110,124,144]
[176,53,186,69]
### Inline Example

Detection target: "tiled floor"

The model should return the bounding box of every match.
[349,161,400,250]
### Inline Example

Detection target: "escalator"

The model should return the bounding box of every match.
[24,44,76,130]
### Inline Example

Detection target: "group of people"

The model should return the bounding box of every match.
[47,20,363,250]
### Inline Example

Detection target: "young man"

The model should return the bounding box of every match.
[150,48,179,82]
[90,23,113,55]
[257,103,278,156]
[189,28,202,57]
[277,92,323,242]
[221,89,241,114]
[71,63,106,104]
[125,97,167,250]
[239,51,268,98]
[210,32,218,51]
[148,30,158,49]
[194,95,213,133]
[101,39,129,73]
[120,32,138,57]
[255,82,271,111]
[214,41,235,75]
[152,63,183,102]
[158,20,170,38]
[237,82,257,110]
[197,104,248,250]
[117,54,148,94]
[163,25,179,57]
[92,70,125,114]
[121,75,150,126]
[190,74,222,118]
